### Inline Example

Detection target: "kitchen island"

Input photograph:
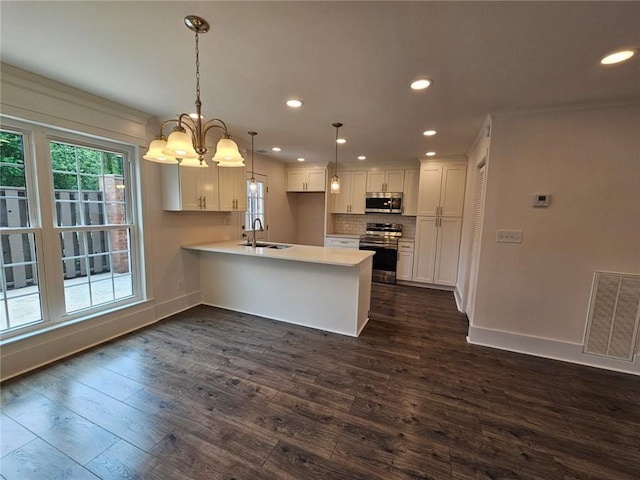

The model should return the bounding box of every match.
[183,241,375,336]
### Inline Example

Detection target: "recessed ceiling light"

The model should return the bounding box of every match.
[297,157,305,162]
[357,155,366,160]
[600,48,638,65]
[423,130,437,136]
[426,151,436,156]
[410,78,432,90]
[271,147,282,152]
[286,99,303,108]
[336,138,346,144]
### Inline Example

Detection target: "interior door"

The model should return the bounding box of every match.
[242,173,267,242]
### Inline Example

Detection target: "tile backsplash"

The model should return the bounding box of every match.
[333,214,416,239]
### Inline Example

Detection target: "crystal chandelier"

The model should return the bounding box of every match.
[143,15,244,168]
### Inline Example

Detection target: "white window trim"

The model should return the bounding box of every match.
[0,117,145,341]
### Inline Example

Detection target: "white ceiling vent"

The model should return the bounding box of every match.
[583,272,640,361]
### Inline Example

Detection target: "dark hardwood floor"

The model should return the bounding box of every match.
[2,283,639,479]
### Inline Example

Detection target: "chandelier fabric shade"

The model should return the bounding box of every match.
[142,15,244,168]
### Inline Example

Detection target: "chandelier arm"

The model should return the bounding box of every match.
[202,122,230,141]
[154,118,181,139]
[203,118,231,137]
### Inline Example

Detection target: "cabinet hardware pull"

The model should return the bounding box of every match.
[203,197,206,209]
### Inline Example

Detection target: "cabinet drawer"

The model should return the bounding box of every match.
[398,241,415,252]
[325,237,360,249]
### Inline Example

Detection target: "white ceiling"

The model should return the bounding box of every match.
[1,1,639,164]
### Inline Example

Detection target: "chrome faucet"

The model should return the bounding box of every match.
[251,218,264,248]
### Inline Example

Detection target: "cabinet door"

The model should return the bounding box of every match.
[416,164,442,216]
[385,170,405,192]
[433,217,462,285]
[232,168,247,211]
[412,217,438,283]
[333,171,352,213]
[287,171,306,192]
[306,170,326,192]
[366,171,385,192]
[218,167,245,211]
[402,169,419,216]
[396,252,414,281]
[179,167,204,211]
[350,171,367,214]
[199,164,219,211]
[440,165,466,217]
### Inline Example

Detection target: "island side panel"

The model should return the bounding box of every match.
[357,256,373,335]
[198,251,363,336]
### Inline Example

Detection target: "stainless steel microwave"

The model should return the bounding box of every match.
[365,192,403,214]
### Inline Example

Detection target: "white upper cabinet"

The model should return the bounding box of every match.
[333,170,367,214]
[416,162,466,217]
[287,168,326,192]
[218,167,247,211]
[402,169,419,216]
[366,169,405,192]
[160,162,219,211]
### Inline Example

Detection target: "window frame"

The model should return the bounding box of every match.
[0,119,145,340]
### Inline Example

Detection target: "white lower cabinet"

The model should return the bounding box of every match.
[412,216,462,285]
[396,240,414,281]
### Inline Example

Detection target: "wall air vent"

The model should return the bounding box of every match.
[583,272,640,361]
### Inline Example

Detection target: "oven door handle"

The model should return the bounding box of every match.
[359,243,398,250]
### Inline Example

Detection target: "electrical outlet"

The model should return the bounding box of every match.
[177,279,184,291]
[496,230,523,243]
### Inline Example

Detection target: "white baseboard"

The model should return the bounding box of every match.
[1,291,202,382]
[467,326,639,376]
[454,287,463,312]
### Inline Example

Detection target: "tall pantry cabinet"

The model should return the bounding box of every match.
[412,161,467,286]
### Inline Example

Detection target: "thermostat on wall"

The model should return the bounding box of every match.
[532,194,550,208]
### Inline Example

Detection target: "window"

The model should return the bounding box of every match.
[245,173,267,234]
[0,130,43,332]
[0,122,142,338]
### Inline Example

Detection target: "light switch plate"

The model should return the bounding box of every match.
[496,230,523,243]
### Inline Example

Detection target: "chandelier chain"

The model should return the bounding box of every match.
[195,31,201,102]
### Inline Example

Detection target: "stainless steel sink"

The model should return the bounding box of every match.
[239,242,291,249]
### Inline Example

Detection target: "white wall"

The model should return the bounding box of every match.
[467,103,640,372]
[253,153,297,244]
[293,192,326,245]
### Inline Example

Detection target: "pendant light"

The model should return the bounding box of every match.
[330,122,343,194]
[143,15,244,168]
[248,131,258,193]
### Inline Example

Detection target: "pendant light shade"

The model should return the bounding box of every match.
[330,122,343,194]
[163,128,198,159]
[143,138,179,164]
[213,137,245,167]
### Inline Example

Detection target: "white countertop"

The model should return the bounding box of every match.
[183,240,374,267]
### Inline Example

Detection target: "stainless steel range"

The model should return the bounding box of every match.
[359,223,402,284]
